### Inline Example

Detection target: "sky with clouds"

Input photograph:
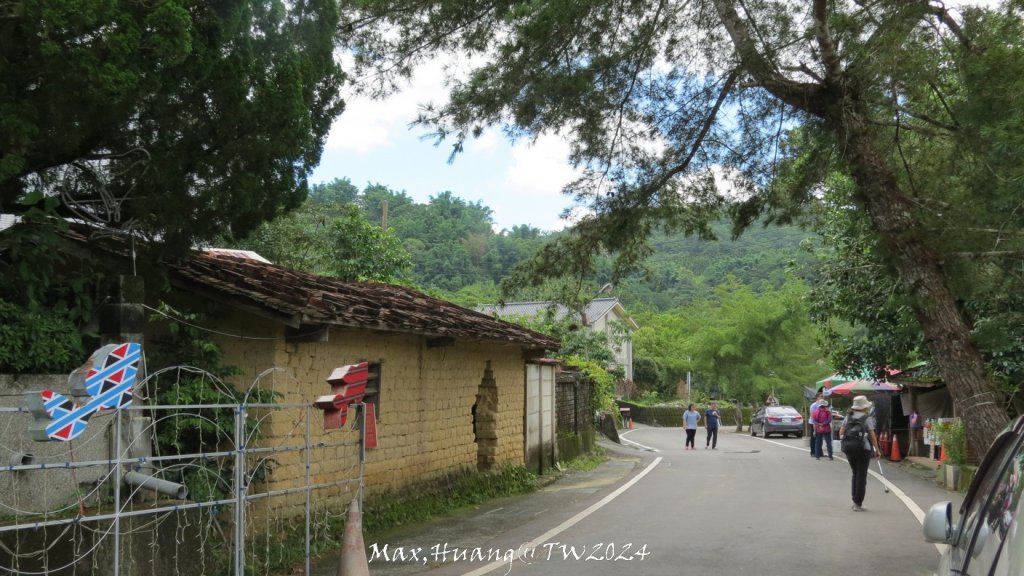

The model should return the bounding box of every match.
[311,59,582,233]
[310,0,999,233]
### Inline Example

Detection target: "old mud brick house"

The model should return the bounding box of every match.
[57,227,561,517]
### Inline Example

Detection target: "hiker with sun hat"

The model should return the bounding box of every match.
[839,395,882,511]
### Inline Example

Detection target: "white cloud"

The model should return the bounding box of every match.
[326,59,453,154]
[316,54,585,232]
[504,134,580,197]
[467,129,501,154]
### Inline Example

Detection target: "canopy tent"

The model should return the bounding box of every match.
[824,379,902,396]
[816,367,903,393]
[815,373,857,389]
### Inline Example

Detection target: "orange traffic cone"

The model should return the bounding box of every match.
[337,498,369,576]
[890,434,901,462]
[939,445,946,464]
[628,418,634,429]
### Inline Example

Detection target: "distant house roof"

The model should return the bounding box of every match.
[52,225,560,350]
[477,297,639,330]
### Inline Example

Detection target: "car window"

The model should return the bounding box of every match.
[1001,455,1024,574]
[767,407,798,416]
[964,443,1024,574]
[953,431,1024,574]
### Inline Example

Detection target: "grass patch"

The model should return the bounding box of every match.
[259,454,607,573]
[561,448,607,473]
[362,464,538,536]
[258,464,539,574]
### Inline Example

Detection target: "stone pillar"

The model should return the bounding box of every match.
[475,361,499,471]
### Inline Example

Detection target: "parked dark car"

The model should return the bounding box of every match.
[750,405,804,438]
[923,415,1024,576]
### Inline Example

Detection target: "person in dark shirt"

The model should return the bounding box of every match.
[704,401,721,449]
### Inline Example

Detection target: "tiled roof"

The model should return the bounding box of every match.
[58,226,559,350]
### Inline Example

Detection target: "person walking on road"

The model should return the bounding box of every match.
[812,401,834,460]
[839,395,882,512]
[682,404,701,450]
[704,401,721,449]
[808,391,825,456]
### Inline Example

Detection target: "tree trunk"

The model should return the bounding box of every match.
[834,108,1009,457]
[713,0,1006,456]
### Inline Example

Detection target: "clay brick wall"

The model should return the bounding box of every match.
[213,310,527,516]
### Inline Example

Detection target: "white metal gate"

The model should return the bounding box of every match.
[524,363,555,474]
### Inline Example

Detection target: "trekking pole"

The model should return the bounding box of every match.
[877,458,891,494]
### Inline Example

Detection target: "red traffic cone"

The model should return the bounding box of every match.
[629,418,634,429]
[939,445,946,464]
[890,434,902,462]
[336,498,369,576]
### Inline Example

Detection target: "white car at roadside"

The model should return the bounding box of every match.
[923,415,1024,575]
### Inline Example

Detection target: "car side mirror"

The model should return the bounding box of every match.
[923,501,954,543]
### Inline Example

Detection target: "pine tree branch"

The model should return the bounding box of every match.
[926,1,973,51]
[713,0,826,116]
[812,0,843,82]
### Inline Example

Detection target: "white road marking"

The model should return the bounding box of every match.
[754,434,944,553]
[460,457,664,576]
[618,429,659,452]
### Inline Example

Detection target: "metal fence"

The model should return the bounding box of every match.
[0,366,364,576]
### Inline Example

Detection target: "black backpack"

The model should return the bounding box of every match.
[841,415,867,454]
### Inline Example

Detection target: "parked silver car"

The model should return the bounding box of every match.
[750,405,804,438]
[923,415,1024,575]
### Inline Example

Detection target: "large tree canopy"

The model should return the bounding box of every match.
[343,0,1022,454]
[0,0,345,253]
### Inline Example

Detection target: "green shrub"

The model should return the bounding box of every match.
[937,419,968,466]
[618,400,753,427]
[562,356,616,414]
[0,299,83,372]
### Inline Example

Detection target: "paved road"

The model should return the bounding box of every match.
[315,426,962,576]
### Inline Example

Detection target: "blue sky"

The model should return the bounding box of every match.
[310,60,582,233]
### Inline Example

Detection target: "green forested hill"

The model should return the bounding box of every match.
[615,222,817,313]
[300,179,816,310]
[246,178,827,404]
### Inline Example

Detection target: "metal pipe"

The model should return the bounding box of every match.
[9,452,34,467]
[123,471,188,500]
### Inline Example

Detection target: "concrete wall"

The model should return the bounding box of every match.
[0,374,112,512]
[591,311,633,380]
[213,310,528,515]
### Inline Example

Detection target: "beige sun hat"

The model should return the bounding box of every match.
[851,395,873,411]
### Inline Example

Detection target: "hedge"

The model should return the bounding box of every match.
[616,400,754,427]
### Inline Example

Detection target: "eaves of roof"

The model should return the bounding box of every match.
[59,226,560,350]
